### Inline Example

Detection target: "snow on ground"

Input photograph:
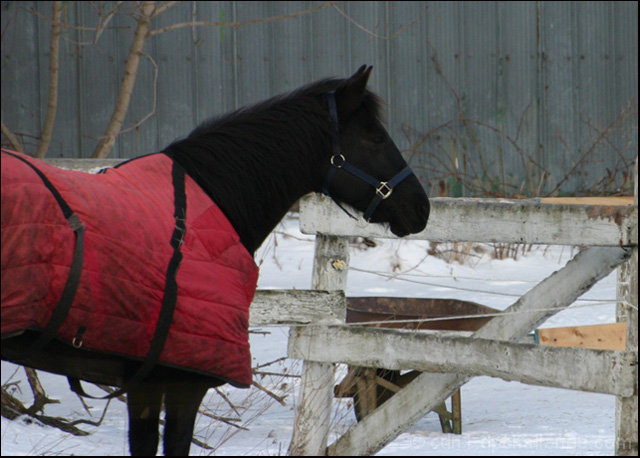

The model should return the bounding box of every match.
[1,213,621,455]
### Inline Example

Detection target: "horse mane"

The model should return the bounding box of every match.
[164,76,383,254]
[189,78,383,140]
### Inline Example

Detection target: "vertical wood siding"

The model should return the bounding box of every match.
[1,1,637,195]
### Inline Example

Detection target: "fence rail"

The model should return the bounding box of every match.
[288,325,634,397]
[300,194,638,246]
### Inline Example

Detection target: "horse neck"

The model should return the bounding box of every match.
[168,116,329,255]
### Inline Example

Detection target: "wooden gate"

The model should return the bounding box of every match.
[288,161,638,456]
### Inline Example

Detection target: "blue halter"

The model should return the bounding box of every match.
[322,91,415,222]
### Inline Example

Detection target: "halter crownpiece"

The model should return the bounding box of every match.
[322,91,415,222]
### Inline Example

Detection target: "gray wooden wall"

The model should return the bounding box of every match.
[1,1,637,196]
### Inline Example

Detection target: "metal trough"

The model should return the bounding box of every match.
[346,296,498,331]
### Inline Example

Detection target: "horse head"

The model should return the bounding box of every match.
[320,65,430,237]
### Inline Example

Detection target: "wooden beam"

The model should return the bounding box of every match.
[299,194,638,247]
[325,246,630,456]
[538,196,634,206]
[616,156,638,456]
[43,158,122,171]
[535,322,627,351]
[249,289,345,326]
[289,235,349,456]
[289,325,635,397]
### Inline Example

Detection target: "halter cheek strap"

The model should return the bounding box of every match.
[322,91,415,222]
[323,154,412,222]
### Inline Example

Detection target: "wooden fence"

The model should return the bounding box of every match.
[43,157,638,456]
[287,164,638,456]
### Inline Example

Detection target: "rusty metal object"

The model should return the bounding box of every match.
[346,296,498,331]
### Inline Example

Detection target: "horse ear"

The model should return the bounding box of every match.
[336,65,373,117]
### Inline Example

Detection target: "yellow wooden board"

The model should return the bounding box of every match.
[535,322,627,350]
[537,197,635,206]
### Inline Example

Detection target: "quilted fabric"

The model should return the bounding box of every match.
[1,150,259,387]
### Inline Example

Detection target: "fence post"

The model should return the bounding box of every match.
[289,234,349,455]
[616,156,638,456]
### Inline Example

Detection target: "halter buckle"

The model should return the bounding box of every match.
[376,182,393,199]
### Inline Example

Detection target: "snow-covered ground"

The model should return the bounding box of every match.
[1,213,621,455]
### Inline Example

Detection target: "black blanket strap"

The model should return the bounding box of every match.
[31,215,85,353]
[68,160,187,399]
[2,151,86,355]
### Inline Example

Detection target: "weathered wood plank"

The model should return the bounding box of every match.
[43,158,122,171]
[249,289,345,326]
[289,235,349,456]
[535,322,627,351]
[538,196,635,206]
[326,246,631,456]
[288,325,635,396]
[616,157,638,456]
[300,193,638,246]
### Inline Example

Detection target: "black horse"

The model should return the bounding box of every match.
[1,66,429,455]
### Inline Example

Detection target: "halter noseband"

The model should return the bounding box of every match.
[322,91,414,222]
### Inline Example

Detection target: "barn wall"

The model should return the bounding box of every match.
[1,1,637,196]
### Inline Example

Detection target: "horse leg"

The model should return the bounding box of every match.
[162,380,209,456]
[127,381,164,456]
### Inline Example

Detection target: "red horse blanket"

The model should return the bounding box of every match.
[1,150,258,387]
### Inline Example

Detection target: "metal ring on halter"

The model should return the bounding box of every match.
[330,154,346,168]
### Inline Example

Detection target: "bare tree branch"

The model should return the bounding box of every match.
[330,2,428,40]
[252,380,286,406]
[214,387,242,417]
[148,2,332,36]
[546,108,636,196]
[1,119,25,152]
[91,1,125,45]
[119,51,158,135]
[24,368,59,415]
[36,1,63,158]
[27,4,130,36]
[1,384,90,436]
[199,410,248,431]
[92,1,156,158]
[152,1,180,18]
